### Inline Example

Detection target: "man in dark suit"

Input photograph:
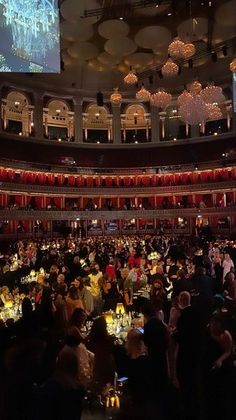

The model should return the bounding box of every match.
[176,292,204,420]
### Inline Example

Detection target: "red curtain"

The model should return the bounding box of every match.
[105,177,113,187]
[47,174,55,185]
[95,177,101,187]
[124,177,131,187]
[68,176,75,186]
[54,197,62,208]
[7,169,15,181]
[142,177,150,186]
[58,174,65,185]
[14,195,22,205]
[37,173,46,184]
[76,177,83,187]
[151,175,156,186]
[35,196,44,208]
[86,177,94,187]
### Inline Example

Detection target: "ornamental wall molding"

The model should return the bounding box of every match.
[0,207,235,221]
[0,181,235,197]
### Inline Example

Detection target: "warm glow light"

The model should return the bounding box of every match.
[189,80,202,94]
[150,89,172,108]
[182,42,196,59]
[206,103,222,120]
[110,88,122,104]
[179,94,208,125]
[124,67,138,85]
[136,84,151,101]
[168,38,185,59]
[200,84,224,104]
[161,58,179,77]
[115,302,125,315]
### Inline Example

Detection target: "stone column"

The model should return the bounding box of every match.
[112,103,121,144]
[150,105,160,142]
[73,98,83,143]
[0,89,2,133]
[33,92,44,138]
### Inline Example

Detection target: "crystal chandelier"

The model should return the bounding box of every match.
[161,58,179,77]
[150,89,172,108]
[200,84,224,104]
[206,103,222,120]
[229,58,236,73]
[179,94,208,125]
[0,0,59,60]
[168,38,185,59]
[189,80,202,95]
[136,84,151,101]
[124,67,138,85]
[177,90,192,106]
[182,42,196,59]
[110,88,122,104]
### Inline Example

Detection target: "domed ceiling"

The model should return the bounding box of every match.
[1,0,236,94]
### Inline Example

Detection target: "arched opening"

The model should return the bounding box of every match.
[3,91,32,136]
[83,103,110,143]
[45,99,73,141]
[122,104,150,143]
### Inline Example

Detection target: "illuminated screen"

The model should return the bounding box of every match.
[0,0,60,73]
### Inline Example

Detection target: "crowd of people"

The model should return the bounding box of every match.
[0,234,235,420]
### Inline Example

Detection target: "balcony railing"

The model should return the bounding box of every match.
[0,180,235,196]
[0,206,235,220]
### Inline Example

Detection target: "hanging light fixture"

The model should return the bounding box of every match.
[110,88,122,104]
[229,58,236,73]
[168,38,185,59]
[177,90,192,106]
[189,80,202,95]
[161,58,179,77]
[150,89,172,108]
[179,94,208,125]
[200,84,224,104]
[182,42,196,59]
[124,66,138,85]
[206,103,223,120]
[136,83,151,101]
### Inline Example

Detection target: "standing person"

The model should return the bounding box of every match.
[73,277,94,315]
[142,302,169,394]
[66,286,84,321]
[87,316,116,393]
[41,350,85,420]
[88,263,103,315]
[222,253,234,283]
[204,314,234,420]
[175,291,204,420]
